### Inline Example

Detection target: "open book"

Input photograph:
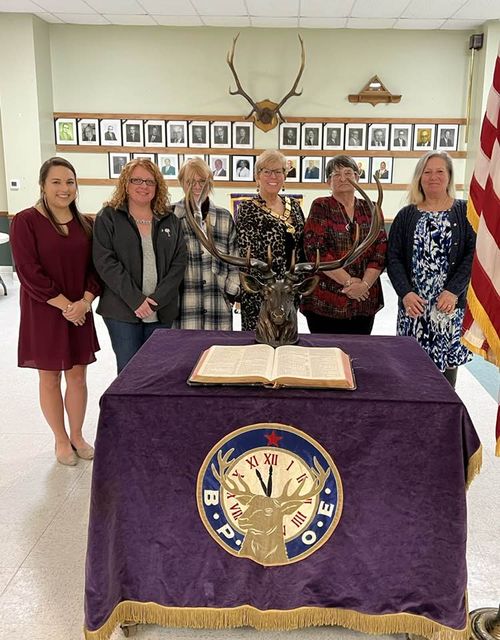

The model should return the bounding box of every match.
[188,343,355,390]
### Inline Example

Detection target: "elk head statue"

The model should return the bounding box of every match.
[184,178,384,348]
[227,33,305,132]
[212,448,330,565]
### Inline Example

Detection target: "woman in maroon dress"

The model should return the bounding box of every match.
[10,157,100,466]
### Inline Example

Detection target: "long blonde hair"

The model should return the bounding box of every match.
[407,151,456,205]
[105,158,171,215]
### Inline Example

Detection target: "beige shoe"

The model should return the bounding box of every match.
[71,442,94,460]
[55,446,78,466]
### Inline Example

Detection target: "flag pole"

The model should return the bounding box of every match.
[470,605,500,640]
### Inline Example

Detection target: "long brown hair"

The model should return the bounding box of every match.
[105,158,171,215]
[38,157,92,238]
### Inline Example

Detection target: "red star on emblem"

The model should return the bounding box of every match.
[264,430,283,447]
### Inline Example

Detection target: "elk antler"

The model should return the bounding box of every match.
[227,33,259,120]
[292,176,384,276]
[278,457,330,508]
[274,34,305,122]
[227,34,306,131]
[212,449,254,501]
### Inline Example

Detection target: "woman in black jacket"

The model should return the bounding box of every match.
[93,159,187,373]
[387,151,475,387]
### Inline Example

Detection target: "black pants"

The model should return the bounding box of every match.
[443,367,458,388]
[304,312,375,335]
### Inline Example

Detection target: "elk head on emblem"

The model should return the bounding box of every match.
[184,178,384,348]
[212,448,330,565]
[227,33,305,132]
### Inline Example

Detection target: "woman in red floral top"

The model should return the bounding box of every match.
[300,155,387,334]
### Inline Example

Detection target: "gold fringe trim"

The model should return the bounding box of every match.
[463,280,500,366]
[466,445,483,488]
[496,437,500,457]
[466,199,479,233]
[83,602,471,640]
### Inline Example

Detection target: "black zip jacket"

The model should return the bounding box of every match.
[93,203,187,323]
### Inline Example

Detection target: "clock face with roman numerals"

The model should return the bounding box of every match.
[197,423,343,566]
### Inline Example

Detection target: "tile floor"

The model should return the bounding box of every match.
[0,272,498,640]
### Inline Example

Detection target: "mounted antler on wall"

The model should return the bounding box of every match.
[227,33,305,132]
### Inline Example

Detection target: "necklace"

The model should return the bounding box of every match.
[134,219,152,225]
[254,196,295,234]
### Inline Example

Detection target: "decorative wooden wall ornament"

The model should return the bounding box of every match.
[348,75,401,106]
[227,33,305,132]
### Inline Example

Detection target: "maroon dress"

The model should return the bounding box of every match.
[10,207,101,371]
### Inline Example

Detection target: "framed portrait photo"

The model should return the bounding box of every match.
[145,120,165,147]
[390,124,412,151]
[413,125,435,151]
[436,124,459,151]
[323,123,344,151]
[77,118,99,146]
[157,154,179,178]
[109,152,130,179]
[301,123,322,151]
[167,120,188,147]
[189,121,210,148]
[345,124,366,151]
[100,119,122,146]
[351,156,370,184]
[233,122,254,149]
[55,118,77,145]
[284,156,300,183]
[181,153,207,166]
[279,123,300,150]
[371,157,393,184]
[211,122,231,149]
[122,119,144,147]
[132,153,156,162]
[232,155,254,182]
[367,124,390,151]
[302,156,323,183]
[210,154,230,180]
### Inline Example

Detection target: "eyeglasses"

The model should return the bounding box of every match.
[187,179,207,187]
[330,169,356,181]
[129,178,156,187]
[260,169,285,177]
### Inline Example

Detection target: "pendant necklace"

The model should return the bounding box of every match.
[255,196,295,234]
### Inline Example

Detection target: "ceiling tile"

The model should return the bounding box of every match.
[453,0,500,19]
[139,0,197,14]
[0,0,41,10]
[35,0,96,12]
[246,0,299,17]
[250,16,299,27]
[191,0,247,16]
[299,16,348,27]
[346,17,397,28]
[103,13,157,24]
[85,0,145,14]
[53,12,110,23]
[394,18,447,28]
[350,0,407,18]
[401,0,465,20]
[202,16,252,26]
[299,0,354,17]
[152,14,204,25]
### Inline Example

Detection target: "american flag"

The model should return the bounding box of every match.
[461,45,500,455]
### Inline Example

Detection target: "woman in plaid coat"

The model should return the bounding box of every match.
[173,158,240,330]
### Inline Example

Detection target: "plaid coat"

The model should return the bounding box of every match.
[173,199,240,330]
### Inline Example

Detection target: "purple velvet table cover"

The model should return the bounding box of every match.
[84,330,481,639]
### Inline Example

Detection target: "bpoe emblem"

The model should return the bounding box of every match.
[197,422,343,566]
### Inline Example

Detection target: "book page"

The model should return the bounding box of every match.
[271,346,347,381]
[193,344,275,381]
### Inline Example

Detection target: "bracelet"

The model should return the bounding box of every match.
[362,280,370,289]
[81,298,92,313]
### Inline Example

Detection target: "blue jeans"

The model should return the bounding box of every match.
[103,318,171,373]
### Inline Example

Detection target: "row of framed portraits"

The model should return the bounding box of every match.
[55,118,254,149]
[109,152,396,184]
[279,122,460,152]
